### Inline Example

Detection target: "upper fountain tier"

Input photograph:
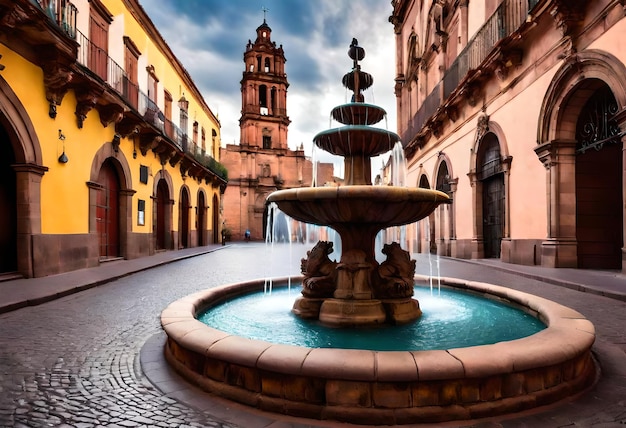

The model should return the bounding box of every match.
[310,39,401,185]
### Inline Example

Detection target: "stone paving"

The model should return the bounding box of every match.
[0,243,625,427]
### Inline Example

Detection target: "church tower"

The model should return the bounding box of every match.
[240,18,290,150]
[220,16,334,242]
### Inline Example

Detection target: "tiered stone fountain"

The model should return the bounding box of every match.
[160,41,596,425]
[268,39,449,326]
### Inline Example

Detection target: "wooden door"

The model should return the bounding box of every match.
[89,12,109,81]
[482,175,504,258]
[576,142,622,268]
[124,42,139,108]
[0,129,17,273]
[197,192,206,246]
[180,190,190,248]
[96,160,120,258]
[213,194,219,244]
[156,179,168,250]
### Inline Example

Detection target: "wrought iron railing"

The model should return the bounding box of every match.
[401,82,441,143]
[32,0,77,39]
[74,29,228,180]
[409,0,540,142]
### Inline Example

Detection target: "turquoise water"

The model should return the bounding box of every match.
[198,285,545,351]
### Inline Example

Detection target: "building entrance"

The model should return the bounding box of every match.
[575,86,623,269]
[97,160,120,259]
[0,126,17,273]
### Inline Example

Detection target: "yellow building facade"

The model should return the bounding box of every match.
[0,0,227,278]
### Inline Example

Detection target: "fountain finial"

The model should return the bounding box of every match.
[343,39,373,103]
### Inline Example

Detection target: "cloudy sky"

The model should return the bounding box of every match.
[141,0,398,176]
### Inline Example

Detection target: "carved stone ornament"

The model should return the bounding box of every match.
[139,133,161,156]
[74,86,102,129]
[300,241,338,298]
[475,113,490,145]
[41,61,73,118]
[97,103,124,128]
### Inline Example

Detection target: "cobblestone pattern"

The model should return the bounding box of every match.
[0,243,625,427]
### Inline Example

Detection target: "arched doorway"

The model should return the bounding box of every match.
[156,179,169,250]
[179,188,190,248]
[97,159,121,259]
[197,191,206,246]
[477,133,504,258]
[536,51,626,270]
[575,84,623,269]
[418,174,435,254]
[435,161,451,256]
[0,125,17,273]
[213,194,219,244]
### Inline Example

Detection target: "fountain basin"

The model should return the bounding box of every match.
[161,275,596,425]
[267,186,450,228]
[331,103,387,125]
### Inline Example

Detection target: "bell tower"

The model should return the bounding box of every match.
[240,17,290,150]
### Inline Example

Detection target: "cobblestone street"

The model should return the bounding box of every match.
[1,243,625,427]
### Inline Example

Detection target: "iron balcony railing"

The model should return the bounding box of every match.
[31,0,77,39]
[408,0,539,143]
[74,30,228,181]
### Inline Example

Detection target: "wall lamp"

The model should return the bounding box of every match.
[58,129,68,163]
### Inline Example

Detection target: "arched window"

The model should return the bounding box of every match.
[264,57,271,73]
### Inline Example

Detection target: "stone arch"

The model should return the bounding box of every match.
[0,76,46,277]
[87,143,135,259]
[535,50,626,270]
[538,50,626,144]
[468,115,512,260]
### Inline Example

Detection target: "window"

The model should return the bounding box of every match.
[211,129,217,155]
[263,135,271,149]
[264,57,270,73]
[259,84,268,115]
[123,36,140,108]
[178,96,189,136]
[88,0,112,80]
[201,127,207,156]
[193,121,199,146]
[146,65,158,103]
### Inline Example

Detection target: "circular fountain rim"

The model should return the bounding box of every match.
[161,275,596,425]
[267,185,450,203]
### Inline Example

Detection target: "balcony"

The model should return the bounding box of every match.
[35,0,78,39]
[0,0,227,188]
[0,0,78,65]
[403,0,540,149]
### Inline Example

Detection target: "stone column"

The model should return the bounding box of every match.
[534,139,578,268]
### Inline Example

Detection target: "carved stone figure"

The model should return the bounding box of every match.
[300,241,338,298]
[375,242,416,298]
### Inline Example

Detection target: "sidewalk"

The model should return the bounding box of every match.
[1,244,624,315]
[0,244,226,314]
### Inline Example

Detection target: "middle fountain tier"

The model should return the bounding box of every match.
[267,39,450,327]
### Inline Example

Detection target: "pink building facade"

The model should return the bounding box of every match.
[390,0,626,271]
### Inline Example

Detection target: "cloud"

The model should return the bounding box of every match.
[141,0,397,176]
